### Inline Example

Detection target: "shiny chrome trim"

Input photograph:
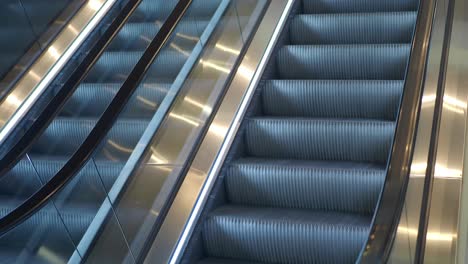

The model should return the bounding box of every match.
[359,0,438,261]
[0,0,86,97]
[387,0,451,262]
[142,0,295,262]
[73,0,231,258]
[0,0,117,146]
[421,0,468,261]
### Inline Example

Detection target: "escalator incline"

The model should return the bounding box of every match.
[0,0,221,261]
[189,0,418,263]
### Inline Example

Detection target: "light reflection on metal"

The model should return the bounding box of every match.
[155,166,175,173]
[444,95,467,109]
[169,113,200,126]
[150,210,159,216]
[183,96,204,109]
[88,0,104,11]
[102,148,119,162]
[411,162,462,178]
[28,70,42,81]
[199,59,230,73]
[0,0,116,146]
[422,94,466,114]
[6,94,22,108]
[398,226,457,242]
[149,147,168,164]
[107,139,133,153]
[183,96,212,114]
[215,43,240,55]
[136,95,157,108]
[67,24,79,35]
[48,46,61,59]
[209,123,228,138]
[421,94,436,105]
[237,65,254,79]
[38,246,66,264]
[170,43,191,57]
[176,32,199,42]
[148,1,296,263]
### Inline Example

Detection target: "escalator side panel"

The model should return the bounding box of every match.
[182,0,419,263]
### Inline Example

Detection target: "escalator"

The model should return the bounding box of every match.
[181,0,419,263]
[0,0,438,262]
[0,0,85,93]
[0,0,225,262]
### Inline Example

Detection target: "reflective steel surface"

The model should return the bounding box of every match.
[423,0,468,261]
[387,0,451,262]
[0,0,117,146]
[78,0,271,262]
[0,0,86,91]
[142,1,294,263]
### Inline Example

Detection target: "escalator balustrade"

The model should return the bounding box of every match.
[185,0,419,263]
[0,0,222,262]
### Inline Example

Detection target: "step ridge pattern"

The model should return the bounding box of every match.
[191,0,419,263]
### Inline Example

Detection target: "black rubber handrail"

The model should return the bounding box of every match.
[0,0,193,235]
[414,0,456,261]
[358,0,438,262]
[0,0,144,178]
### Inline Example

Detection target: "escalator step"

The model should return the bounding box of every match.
[31,118,148,158]
[0,159,41,205]
[276,44,410,80]
[190,0,419,263]
[290,12,417,44]
[0,0,226,261]
[130,0,221,22]
[38,158,124,198]
[225,158,385,214]
[85,50,188,82]
[197,259,261,264]
[0,201,94,246]
[302,0,419,14]
[202,206,370,263]
[245,118,394,162]
[108,20,209,51]
[262,79,403,120]
[62,82,171,118]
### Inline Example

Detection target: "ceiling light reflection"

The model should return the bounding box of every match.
[238,65,254,79]
[136,95,157,108]
[209,123,228,138]
[421,94,466,114]
[176,32,199,42]
[48,46,60,59]
[67,24,79,35]
[38,246,65,264]
[107,140,133,153]
[88,0,103,11]
[149,148,168,164]
[200,59,230,74]
[170,43,190,57]
[183,97,212,114]
[6,94,22,107]
[397,226,456,242]
[28,70,41,81]
[410,162,462,178]
[215,43,240,55]
[169,113,199,126]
